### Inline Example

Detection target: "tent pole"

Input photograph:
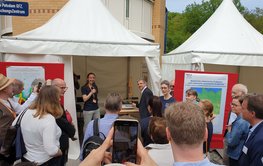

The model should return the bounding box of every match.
[127,57,130,99]
[0,53,3,62]
[237,66,241,82]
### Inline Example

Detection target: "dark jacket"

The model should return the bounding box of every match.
[137,87,153,120]
[56,108,76,151]
[0,103,15,150]
[140,116,153,146]
[239,122,263,166]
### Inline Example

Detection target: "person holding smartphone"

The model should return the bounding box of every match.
[80,92,122,160]
[79,128,157,166]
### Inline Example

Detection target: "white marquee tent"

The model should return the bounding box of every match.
[0,0,161,159]
[162,0,263,90]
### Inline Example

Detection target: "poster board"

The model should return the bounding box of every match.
[173,70,238,148]
[0,62,64,102]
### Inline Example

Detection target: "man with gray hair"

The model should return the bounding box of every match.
[81,92,122,160]
[228,83,248,125]
[231,83,248,98]
[223,83,248,164]
[133,79,153,120]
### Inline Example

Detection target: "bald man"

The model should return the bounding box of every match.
[52,78,76,166]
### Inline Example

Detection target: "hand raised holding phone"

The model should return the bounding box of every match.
[80,120,157,166]
[125,140,157,166]
[80,128,114,166]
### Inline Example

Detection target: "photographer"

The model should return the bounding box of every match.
[80,128,157,166]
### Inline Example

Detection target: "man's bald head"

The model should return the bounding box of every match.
[232,83,248,98]
[52,78,67,96]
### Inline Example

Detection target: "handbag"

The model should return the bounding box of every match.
[0,109,28,160]
[13,109,28,159]
[65,110,73,124]
[0,101,16,158]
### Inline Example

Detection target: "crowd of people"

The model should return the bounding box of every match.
[0,74,76,166]
[1,72,263,166]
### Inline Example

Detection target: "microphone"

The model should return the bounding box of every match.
[91,86,96,101]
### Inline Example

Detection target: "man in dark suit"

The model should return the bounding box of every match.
[134,79,153,120]
[239,94,263,166]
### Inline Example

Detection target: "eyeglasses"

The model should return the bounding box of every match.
[56,85,68,91]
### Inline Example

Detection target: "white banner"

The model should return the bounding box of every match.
[6,66,45,102]
[183,72,228,134]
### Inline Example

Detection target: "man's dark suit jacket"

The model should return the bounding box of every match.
[56,110,76,151]
[239,121,263,166]
[137,87,153,120]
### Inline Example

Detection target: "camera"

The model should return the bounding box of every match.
[74,73,80,80]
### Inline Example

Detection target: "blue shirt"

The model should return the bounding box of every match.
[173,158,221,166]
[226,115,249,160]
[80,113,118,160]
[159,96,176,113]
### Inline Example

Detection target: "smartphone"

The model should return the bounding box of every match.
[37,82,42,93]
[112,119,138,164]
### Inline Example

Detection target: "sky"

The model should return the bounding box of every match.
[166,0,263,13]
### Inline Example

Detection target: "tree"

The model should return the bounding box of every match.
[243,8,263,34]
[165,0,262,53]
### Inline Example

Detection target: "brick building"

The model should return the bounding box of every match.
[1,0,166,56]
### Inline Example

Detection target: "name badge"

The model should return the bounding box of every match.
[242,146,248,154]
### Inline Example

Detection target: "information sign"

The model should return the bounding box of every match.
[0,1,29,16]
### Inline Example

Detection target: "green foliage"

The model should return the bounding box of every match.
[243,8,263,34]
[166,0,263,53]
[198,88,222,115]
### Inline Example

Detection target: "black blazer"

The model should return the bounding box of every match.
[137,87,153,120]
[56,108,76,151]
[239,122,263,166]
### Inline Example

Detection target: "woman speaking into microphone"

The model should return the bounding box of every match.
[81,72,100,134]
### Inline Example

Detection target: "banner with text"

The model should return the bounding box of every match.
[183,73,228,134]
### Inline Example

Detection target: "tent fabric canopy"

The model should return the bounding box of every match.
[0,0,162,159]
[0,0,159,57]
[0,0,161,94]
[162,0,263,81]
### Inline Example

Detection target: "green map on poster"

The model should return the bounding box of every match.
[193,87,222,115]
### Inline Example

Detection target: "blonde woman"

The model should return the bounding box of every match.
[13,85,63,165]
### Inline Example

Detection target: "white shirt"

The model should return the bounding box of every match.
[1,92,37,114]
[146,143,174,166]
[13,109,61,165]
[141,86,147,94]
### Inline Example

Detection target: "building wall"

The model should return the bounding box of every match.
[0,16,13,35]
[152,0,166,57]
[12,0,67,35]
[10,0,165,55]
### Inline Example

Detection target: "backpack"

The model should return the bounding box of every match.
[82,118,105,159]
